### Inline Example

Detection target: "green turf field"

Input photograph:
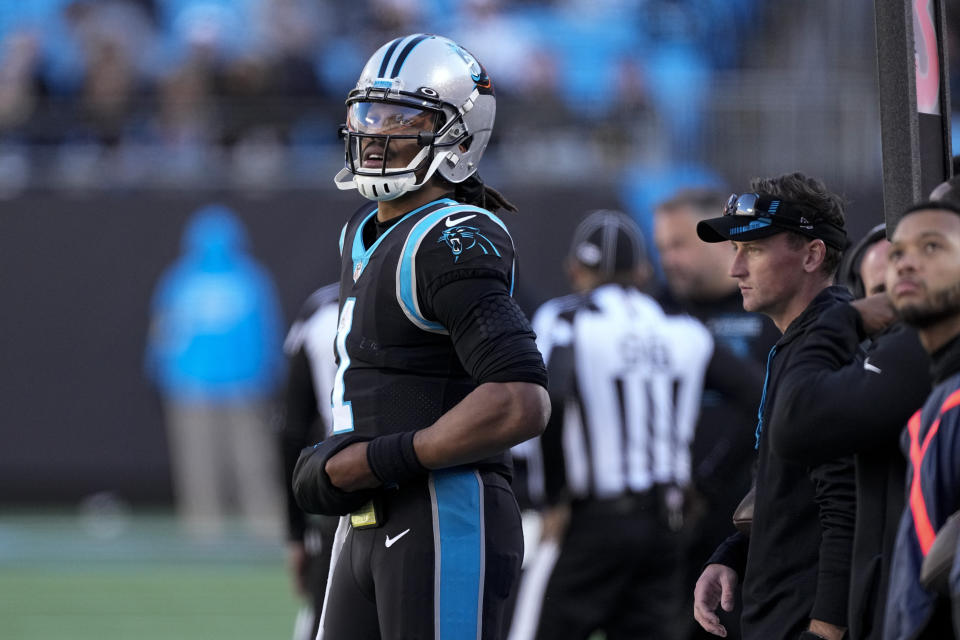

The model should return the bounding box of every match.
[0,510,299,640]
[1,565,296,639]
[0,509,610,639]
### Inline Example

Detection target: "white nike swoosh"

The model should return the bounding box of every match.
[863,358,882,374]
[384,528,411,548]
[445,214,476,227]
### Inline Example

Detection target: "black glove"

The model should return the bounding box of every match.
[292,433,376,516]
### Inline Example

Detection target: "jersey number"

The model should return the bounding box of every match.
[331,298,356,433]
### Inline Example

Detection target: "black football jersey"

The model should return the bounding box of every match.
[331,196,517,469]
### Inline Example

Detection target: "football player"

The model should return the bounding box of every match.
[292,34,550,640]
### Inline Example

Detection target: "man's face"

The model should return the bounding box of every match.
[859,239,890,296]
[886,209,960,328]
[346,102,437,172]
[728,233,808,316]
[654,207,736,300]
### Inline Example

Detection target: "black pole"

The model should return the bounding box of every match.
[874,0,921,234]
[874,0,952,233]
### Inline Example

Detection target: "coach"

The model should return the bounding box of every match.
[692,172,857,640]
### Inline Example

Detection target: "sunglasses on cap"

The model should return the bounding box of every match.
[723,193,797,221]
[696,192,848,249]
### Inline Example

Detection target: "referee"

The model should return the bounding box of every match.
[279,283,340,640]
[510,210,713,640]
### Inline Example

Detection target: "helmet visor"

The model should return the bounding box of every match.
[346,102,439,135]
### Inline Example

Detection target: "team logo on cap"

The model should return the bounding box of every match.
[575,242,603,267]
[730,218,772,235]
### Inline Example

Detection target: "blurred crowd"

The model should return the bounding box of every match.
[0,0,759,142]
[0,0,765,188]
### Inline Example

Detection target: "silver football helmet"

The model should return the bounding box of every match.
[334,34,496,201]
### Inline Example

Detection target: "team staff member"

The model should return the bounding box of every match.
[765,224,931,640]
[509,210,712,640]
[884,201,960,639]
[279,283,340,640]
[292,34,549,640]
[692,172,857,640]
[653,189,780,640]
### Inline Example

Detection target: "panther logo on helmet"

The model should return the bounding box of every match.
[446,42,493,93]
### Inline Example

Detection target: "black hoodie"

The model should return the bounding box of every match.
[767,297,932,639]
[708,285,858,639]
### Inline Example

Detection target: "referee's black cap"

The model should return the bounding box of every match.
[569,209,646,277]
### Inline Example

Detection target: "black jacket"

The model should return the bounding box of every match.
[708,286,857,640]
[664,290,779,640]
[767,300,932,640]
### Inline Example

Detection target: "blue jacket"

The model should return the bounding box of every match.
[885,334,960,639]
[145,205,284,403]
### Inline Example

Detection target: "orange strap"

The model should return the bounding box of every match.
[908,388,960,555]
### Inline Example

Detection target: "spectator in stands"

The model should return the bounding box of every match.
[69,0,156,145]
[0,29,42,137]
[80,35,140,146]
[144,203,285,539]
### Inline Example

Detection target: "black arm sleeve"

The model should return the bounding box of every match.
[279,347,318,542]
[809,456,857,625]
[540,335,576,506]
[706,530,750,577]
[428,276,548,388]
[769,304,931,464]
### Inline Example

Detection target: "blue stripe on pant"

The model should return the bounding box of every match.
[431,469,485,640]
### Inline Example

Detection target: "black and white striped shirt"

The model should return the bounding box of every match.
[530,283,713,503]
[284,283,340,436]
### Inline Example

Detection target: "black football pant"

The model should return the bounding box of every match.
[293,514,339,640]
[527,494,682,640]
[322,468,524,640]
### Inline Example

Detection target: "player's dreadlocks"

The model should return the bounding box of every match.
[453,173,518,214]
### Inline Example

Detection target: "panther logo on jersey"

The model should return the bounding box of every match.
[437,225,499,262]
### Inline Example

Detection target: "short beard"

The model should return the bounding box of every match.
[898,280,960,328]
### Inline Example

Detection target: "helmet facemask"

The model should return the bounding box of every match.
[336,98,455,201]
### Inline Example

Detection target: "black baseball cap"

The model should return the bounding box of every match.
[697,192,848,250]
[569,209,646,276]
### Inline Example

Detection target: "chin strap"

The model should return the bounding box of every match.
[335,145,438,202]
